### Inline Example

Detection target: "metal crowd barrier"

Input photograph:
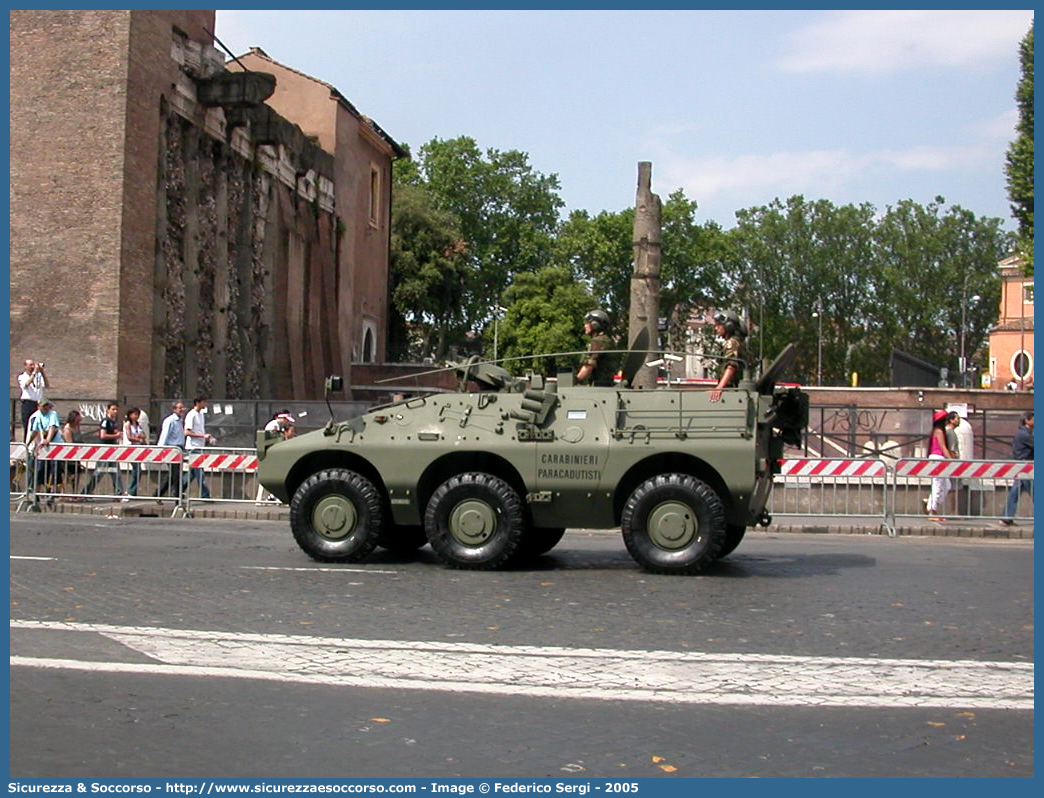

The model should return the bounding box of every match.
[180,446,262,516]
[17,443,186,516]
[889,458,1035,532]
[771,458,891,532]
[10,442,29,506]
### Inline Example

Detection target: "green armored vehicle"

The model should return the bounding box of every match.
[256,343,807,574]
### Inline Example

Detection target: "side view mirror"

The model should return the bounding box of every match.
[325,375,344,394]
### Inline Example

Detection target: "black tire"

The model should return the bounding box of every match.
[513,527,566,560]
[289,469,383,563]
[621,474,725,575]
[376,524,428,553]
[717,524,747,559]
[424,473,526,569]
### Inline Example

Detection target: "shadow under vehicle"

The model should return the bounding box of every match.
[256,336,807,574]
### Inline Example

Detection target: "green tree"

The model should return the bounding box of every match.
[388,182,469,361]
[553,207,634,329]
[494,266,597,375]
[553,190,729,350]
[732,196,879,384]
[413,136,564,334]
[873,198,1007,380]
[731,196,1007,386]
[1005,22,1034,274]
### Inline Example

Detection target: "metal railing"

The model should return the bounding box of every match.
[17,443,187,516]
[770,458,891,532]
[770,456,1034,536]
[889,458,1034,531]
[10,442,29,505]
[180,447,262,514]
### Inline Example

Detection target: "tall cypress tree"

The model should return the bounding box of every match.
[1005,23,1034,274]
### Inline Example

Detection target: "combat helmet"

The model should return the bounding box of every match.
[584,309,610,333]
[713,309,747,338]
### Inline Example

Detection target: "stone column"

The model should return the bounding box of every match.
[627,162,662,389]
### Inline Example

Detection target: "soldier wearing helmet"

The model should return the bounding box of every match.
[710,310,747,402]
[576,309,616,386]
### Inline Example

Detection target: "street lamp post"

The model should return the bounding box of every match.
[959,293,981,388]
[812,299,823,386]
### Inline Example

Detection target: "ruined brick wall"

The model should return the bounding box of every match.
[156,110,341,400]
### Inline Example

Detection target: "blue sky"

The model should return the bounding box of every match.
[215,9,1032,231]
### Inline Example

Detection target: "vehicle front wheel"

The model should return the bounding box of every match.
[512,527,566,561]
[621,474,725,575]
[717,524,747,559]
[424,473,526,569]
[289,469,383,563]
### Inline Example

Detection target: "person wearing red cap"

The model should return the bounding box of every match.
[926,409,957,521]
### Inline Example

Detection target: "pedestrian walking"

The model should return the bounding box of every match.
[84,402,124,497]
[154,400,187,498]
[1000,411,1033,526]
[184,396,215,499]
[926,409,957,522]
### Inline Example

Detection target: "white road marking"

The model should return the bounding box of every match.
[9,620,1033,710]
[10,556,55,561]
[239,566,399,574]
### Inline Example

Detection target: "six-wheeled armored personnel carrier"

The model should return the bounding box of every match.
[256,343,807,574]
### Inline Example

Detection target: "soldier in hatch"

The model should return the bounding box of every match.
[709,309,747,402]
[576,309,618,387]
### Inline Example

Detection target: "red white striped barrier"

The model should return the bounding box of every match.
[185,452,259,472]
[778,458,888,478]
[34,444,183,464]
[894,459,1033,480]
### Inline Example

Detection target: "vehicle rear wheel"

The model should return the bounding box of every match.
[377,524,428,553]
[717,524,747,559]
[424,473,526,569]
[289,469,383,563]
[621,474,725,575]
[514,527,566,560]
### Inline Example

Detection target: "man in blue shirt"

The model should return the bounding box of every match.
[155,400,188,498]
[27,398,61,491]
[1000,411,1033,526]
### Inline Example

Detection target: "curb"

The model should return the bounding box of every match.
[12,500,1033,540]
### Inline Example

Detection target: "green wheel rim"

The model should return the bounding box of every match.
[312,494,358,540]
[448,499,497,547]
[647,500,699,550]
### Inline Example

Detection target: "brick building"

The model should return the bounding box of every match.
[10,9,402,410]
[987,255,1034,389]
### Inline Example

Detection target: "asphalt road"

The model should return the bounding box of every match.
[9,514,1034,778]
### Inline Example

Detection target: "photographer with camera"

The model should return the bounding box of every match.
[17,359,50,440]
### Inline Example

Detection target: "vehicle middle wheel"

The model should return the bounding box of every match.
[376,524,428,553]
[512,527,566,561]
[424,473,526,569]
[621,473,725,574]
[289,468,383,563]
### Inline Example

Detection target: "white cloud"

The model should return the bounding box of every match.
[655,142,995,204]
[777,10,1033,74]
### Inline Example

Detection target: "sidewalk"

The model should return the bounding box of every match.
[13,498,1034,540]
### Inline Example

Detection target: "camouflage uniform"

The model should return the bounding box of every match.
[582,332,617,386]
[721,336,745,385]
